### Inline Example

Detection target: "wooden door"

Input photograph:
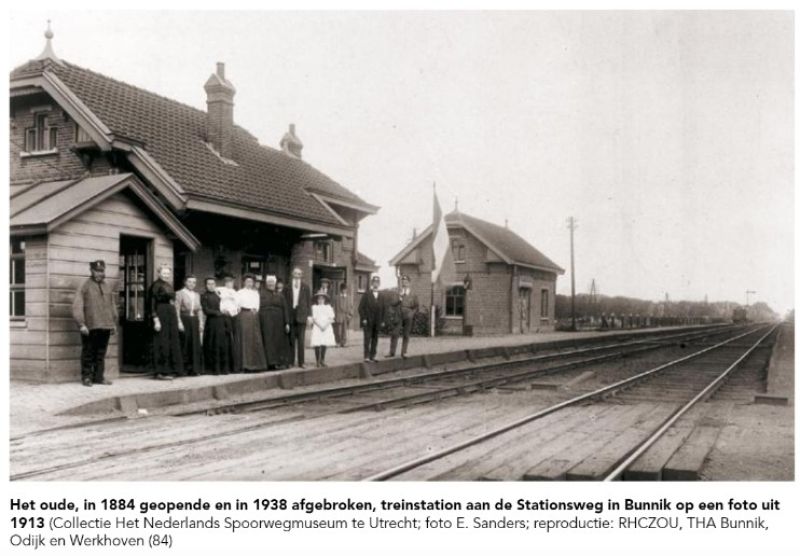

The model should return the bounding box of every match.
[119,235,152,372]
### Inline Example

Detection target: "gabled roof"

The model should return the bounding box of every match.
[10,173,200,251]
[355,251,379,272]
[10,59,377,233]
[389,211,564,274]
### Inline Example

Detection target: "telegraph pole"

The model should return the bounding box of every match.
[567,217,577,331]
[745,290,756,307]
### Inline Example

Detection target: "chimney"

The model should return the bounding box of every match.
[280,123,304,159]
[204,62,236,159]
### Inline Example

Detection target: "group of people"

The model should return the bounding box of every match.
[72,259,419,387]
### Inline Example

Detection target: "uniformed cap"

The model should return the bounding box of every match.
[370,275,381,283]
[90,260,106,271]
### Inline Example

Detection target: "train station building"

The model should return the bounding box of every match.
[9,35,379,382]
[389,210,563,336]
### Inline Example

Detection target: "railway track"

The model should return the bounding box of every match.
[364,323,778,481]
[10,324,762,481]
[180,324,735,416]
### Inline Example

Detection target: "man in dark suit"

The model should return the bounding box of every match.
[393,274,419,358]
[358,275,384,362]
[284,267,311,368]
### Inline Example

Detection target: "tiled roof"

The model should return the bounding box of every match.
[11,60,373,228]
[447,211,564,273]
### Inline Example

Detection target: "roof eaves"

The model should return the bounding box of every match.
[308,190,380,215]
[388,224,434,266]
[308,193,351,227]
[185,195,356,238]
[11,70,113,151]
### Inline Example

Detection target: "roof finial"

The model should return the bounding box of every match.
[33,19,64,66]
[455,197,459,212]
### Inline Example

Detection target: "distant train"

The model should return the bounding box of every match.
[732,307,748,324]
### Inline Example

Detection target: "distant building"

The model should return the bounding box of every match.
[9,30,378,382]
[390,211,563,335]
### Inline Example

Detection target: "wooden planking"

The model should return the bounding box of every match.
[565,403,678,480]
[521,404,649,481]
[9,344,47,360]
[13,236,49,375]
[662,426,721,481]
[14,192,172,382]
[623,406,709,481]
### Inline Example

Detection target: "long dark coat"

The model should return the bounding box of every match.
[259,289,292,367]
[149,278,184,375]
[201,290,235,374]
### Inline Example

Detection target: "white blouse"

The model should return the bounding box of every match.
[236,288,260,311]
[217,287,239,316]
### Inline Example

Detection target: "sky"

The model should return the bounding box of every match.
[7,10,795,314]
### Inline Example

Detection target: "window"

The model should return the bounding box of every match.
[24,112,58,153]
[120,248,147,321]
[445,286,465,317]
[540,289,550,318]
[451,240,466,263]
[242,255,266,285]
[10,239,26,319]
[356,273,368,293]
[314,240,333,263]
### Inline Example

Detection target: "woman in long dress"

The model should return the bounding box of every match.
[216,275,242,372]
[310,290,336,367]
[201,277,234,374]
[175,275,203,376]
[259,275,291,370]
[149,265,184,379]
[236,274,267,371]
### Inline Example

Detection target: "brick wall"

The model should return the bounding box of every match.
[11,93,114,183]
[395,227,558,335]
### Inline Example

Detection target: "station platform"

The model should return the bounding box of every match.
[10,325,713,435]
[756,321,794,406]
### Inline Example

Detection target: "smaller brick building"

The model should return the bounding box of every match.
[390,211,563,335]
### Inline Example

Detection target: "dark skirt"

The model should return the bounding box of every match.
[152,303,184,375]
[179,314,203,374]
[225,314,242,372]
[203,314,235,374]
[260,307,292,367]
[237,311,267,371]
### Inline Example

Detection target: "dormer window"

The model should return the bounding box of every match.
[24,112,58,154]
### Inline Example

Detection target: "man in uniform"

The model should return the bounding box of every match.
[393,275,419,358]
[358,275,384,362]
[284,267,311,368]
[72,260,117,386]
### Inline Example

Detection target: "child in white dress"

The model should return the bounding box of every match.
[310,290,336,367]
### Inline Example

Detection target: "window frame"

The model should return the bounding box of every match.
[356,274,367,294]
[451,239,466,263]
[540,288,550,319]
[23,111,58,155]
[314,240,333,264]
[444,285,466,318]
[9,239,26,320]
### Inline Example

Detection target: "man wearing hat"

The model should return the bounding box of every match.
[391,275,419,359]
[358,274,385,362]
[72,260,117,386]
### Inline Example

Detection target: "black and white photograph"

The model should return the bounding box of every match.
[6,8,794,487]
